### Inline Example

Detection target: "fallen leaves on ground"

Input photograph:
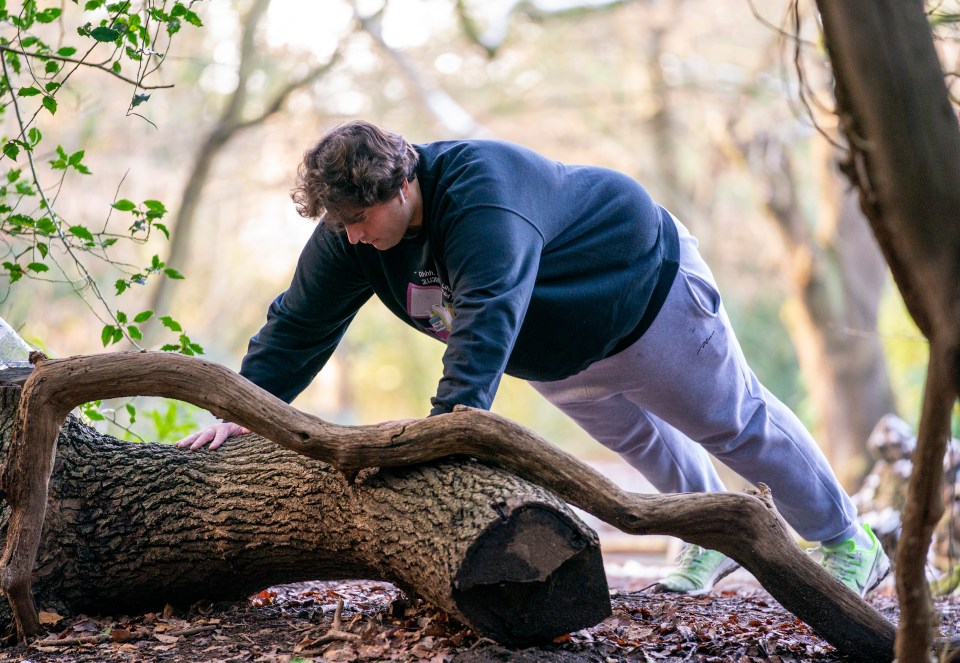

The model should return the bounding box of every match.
[4,581,957,662]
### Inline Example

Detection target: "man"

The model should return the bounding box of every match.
[178,120,890,597]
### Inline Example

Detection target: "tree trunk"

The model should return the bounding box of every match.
[0,369,610,645]
[815,2,960,660]
[1,352,935,661]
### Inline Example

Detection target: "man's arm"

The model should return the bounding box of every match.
[179,225,372,450]
[430,207,545,415]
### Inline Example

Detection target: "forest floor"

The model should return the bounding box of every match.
[8,563,960,663]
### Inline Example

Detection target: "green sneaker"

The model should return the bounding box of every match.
[655,545,740,595]
[821,524,891,597]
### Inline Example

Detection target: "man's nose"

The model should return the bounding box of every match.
[345,225,363,244]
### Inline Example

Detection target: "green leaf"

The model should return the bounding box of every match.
[101,325,115,346]
[133,310,153,323]
[163,268,184,279]
[115,279,128,295]
[68,225,94,241]
[36,217,57,234]
[27,127,41,146]
[112,199,136,211]
[112,327,123,344]
[37,242,48,258]
[17,86,42,97]
[42,96,57,115]
[159,343,179,352]
[125,403,136,423]
[101,237,117,248]
[84,0,106,10]
[131,93,150,107]
[45,60,59,74]
[26,262,48,272]
[36,7,62,22]
[116,311,127,324]
[4,262,24,283]
[3,142,19,161]
[56,46,78,57]
[44,81,61,93]
[159,316,182,332]
[154,222,169,239]
[68,150,85,166]
[112,61,121,73]
[127,325,142,340]
[90,26,120,42]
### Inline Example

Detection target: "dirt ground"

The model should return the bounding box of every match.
[7,566,959,663]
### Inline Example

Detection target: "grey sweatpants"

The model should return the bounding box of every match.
[530,216,859,544]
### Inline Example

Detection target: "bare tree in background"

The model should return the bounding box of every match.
[148,0,341,332]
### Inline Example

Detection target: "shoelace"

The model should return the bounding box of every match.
[673,545,710,581]
[821,548,864,584]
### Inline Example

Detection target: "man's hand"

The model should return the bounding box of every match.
[176,421,250,451]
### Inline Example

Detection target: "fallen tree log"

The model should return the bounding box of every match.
[0,368,610,645]
[5,351,959,661]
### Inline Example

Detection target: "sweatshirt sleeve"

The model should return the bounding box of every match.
[240,226,372,404]
[429,207,545,415]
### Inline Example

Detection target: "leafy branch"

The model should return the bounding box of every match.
[0,0,203,349]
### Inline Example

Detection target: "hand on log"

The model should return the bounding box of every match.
[1,352,905,659]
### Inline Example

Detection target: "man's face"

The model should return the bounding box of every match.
[342,188,413,251]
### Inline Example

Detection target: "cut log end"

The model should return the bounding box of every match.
[453,504,611,644]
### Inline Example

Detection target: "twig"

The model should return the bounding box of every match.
[166,624,219,637]
[0,46,174,90]
[32,633,110,647]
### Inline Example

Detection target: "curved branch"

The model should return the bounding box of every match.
[0,45,175,90]
[2,351,903,659]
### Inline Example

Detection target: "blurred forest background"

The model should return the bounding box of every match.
[2,0,958,495]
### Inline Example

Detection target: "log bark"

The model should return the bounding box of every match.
[0,369,610,645]
[814,2,960,660]
[0,352,919,661]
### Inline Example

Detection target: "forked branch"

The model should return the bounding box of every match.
[1,351,904,659]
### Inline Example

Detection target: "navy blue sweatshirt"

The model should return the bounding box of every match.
[240,140,679,415]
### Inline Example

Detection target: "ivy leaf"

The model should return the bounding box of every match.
[42,96,57,115]
[36,7,62,23]
[112,199,136,211]
[101,325,115,346]
[17,86,42,97]
[159,316,182,332]
[163,268,184,279]
[3,141,20,161]
[26,262,48,273]
[90,26,120,42]
[68,225,94,242]
[133,310,154,323]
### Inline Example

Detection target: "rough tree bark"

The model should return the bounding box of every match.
[0,368,610,645]
[815,2,960,661]
[4,352,949,662]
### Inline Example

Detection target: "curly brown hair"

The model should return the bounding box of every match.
[291,121,419,229]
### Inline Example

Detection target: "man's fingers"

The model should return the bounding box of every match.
[209,425,232,450]
[189,427,217,451]
[176,431,201,448]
